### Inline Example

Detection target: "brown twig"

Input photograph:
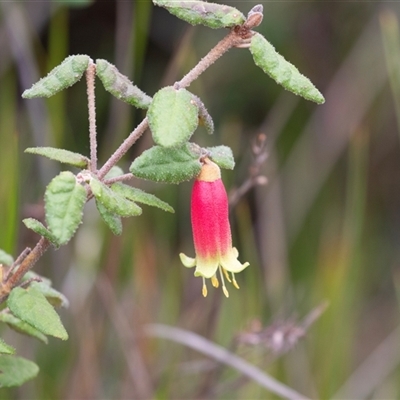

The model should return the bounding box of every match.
[229,133,269,208]
[0,237,51,301]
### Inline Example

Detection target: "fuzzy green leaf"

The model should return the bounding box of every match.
[0,338,15,355]
[22,218,59,247]
[0,312,48,344]
[0,355,39,387]
[153,0,245,29]
[130,144,201,184]
[90,178,142,218]
[8,287,68,340]
[111,183,175,213]
[250,33,325,104]
[25,147,89,168]
[148,86,199,147]
[0,250,13,267]
[22,55,90,98]
[206,145,235,170]
[96,59,152,109]
[45,171,86,245]
[96,200,123,235]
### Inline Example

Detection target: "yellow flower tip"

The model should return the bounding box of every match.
[222,286,229,298]
[197,158,221,182]
[202,280,208,297]
[211,275,219,288]
[180,253,196,268]
[222,267,231,282]
[232,275,240,289]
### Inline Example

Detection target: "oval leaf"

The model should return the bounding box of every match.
[0,355,39,387]
[206,145,235,169]
[90,178,142,217]
[45,171,86,245]
[0,250,13,267]
[22,218,59,247]
[130,144,202,184]
[111,183,175,213]
[96,200,123,235]
[153,0,245,29]
[22,55,91,98]
[0,338,15,355]
[250,33,325,104]
[0,355,39,388]
[148,87,199,147]
[25,147,89,169]
[0,312,48,344]
[96,59,152,109]
[7,287,68,340]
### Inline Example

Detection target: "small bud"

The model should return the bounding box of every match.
[246,5,263,29]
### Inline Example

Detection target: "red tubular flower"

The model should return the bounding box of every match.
[180,158,249,297]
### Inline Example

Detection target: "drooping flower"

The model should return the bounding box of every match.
[180,158,249,297]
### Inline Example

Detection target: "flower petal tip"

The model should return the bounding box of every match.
[179,253,196,268]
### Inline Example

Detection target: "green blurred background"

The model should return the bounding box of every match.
[1,0,400,399]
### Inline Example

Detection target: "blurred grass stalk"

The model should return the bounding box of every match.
[313,128,368,398]
[380,9,400,143]
[0,69,18,254]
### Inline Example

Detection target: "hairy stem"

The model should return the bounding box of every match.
[86,61,98,172]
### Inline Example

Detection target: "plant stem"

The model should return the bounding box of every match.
[86,61,98,172]
[104,173,134,185]
[97,117,149,180]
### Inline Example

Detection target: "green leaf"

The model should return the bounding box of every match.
[250,33,325,104]
[0,355,39,387]
[153,0,246,29]
[95,200,123,235]
[25,147,89,169]
[30,281,69,309]
[0,338,15,355]
[0,312,48,344]
[148,86,199,147]
[90,178,142,218]
[111,183,175,213]
[96,59,152,109]
[0,250,13,267]
[22,218,59,247]
[22,55,91,98]
[206,145,235,170]
[130,144,202,184]
[8,287,68,340]
[45,171,87,245]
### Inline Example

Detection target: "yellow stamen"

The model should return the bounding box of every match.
[202,278,208,297]
[222,267,231,283]
[218,266,229,298]
[211,275,219,288]
[232,273,240,289]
